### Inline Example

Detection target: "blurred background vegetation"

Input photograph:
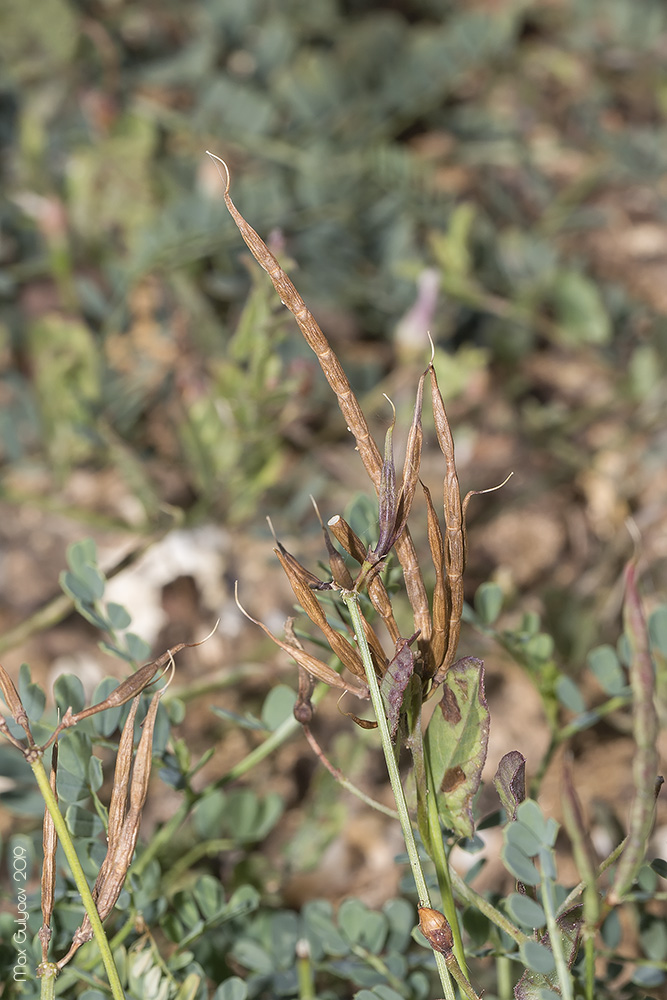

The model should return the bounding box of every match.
[0,0,666,963]
[2,0,666,649]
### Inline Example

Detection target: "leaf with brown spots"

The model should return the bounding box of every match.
[424,657,489,838]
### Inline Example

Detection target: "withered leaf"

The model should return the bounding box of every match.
[425,657,489,839]
[380,634,418,740]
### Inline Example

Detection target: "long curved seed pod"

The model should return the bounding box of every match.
[91,696,140,904]
[429,363,465,676]
[39,743,58,963]
[422,481,447,682]
[274,548,366,679]
[0,662,33,742]
[65,689,164,958]
[609,562,662,903]
[235,585,369,700]
[207,152,430,644]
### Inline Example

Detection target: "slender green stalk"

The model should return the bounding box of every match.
[30,756,125,1000]
[425,741,467,976]
[540,866,573,1000]
[496,954,512,1000]
[342,591,455,1000]
[218,682,329,785]
[39,963,57,1000]
[449,869,528,946]
[296,939,315,1000]
[556,837,627,917]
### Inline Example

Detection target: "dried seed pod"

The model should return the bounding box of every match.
[92,696,140,904]
[208,152,430,657]
[0,662,32,738]
[235,586,369,700]
[284,620,316,725]
[69,645,186,724]
[275,548,366,679]
[429,364,465,676]
[422,482,447,680]
[418,905,453,956]
[67,688,165,957]
[311,498,354,590]
[39,744,58,962]
[327,515,400,644]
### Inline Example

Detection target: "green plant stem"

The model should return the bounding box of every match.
[39,963,57,1000]
[449,869,528,946]
[425,744,468,977]
[164,838,235,886]
[496,954,512,1000]
[342,591,455,1000]
[30,756,125,1000]
[296,940,315,1000]
[218,682,330,785]
[540,865,573,1000]
[556,836,627,916]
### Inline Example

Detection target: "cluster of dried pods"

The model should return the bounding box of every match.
[210,152,487,717]
[0,642,199,972]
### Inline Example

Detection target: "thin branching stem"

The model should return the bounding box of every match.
[30,756,125,1000]
[342,590,455,1000]
[425,750,468,977]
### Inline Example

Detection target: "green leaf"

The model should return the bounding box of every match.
[506,892,546,929]
[516,800,553,844]
[229,939,273,975]
[213,980,248,1000]
[67,538,98,574]
[225,885,260,921]
[555,675,585,713]
[18,663,46,722]
[649,606,667,654]
[384,897,415,953]
[56,732,93,802]
[193,874,225,919]
[587,644,627,695]
[370,988,405,1000]
[106,602,132,630]
[53,673,86,715]
[302,899,350,957]
[125,632,152,662]
[91,678,122,736]
[650,857,667,879]
[193,790,227,839]
[640,915,667,961]
[549,270,611,345]
[601,910,621,949]
[210,705,266,730]
[474,581,503,625]
[65,804,105,839]
[426,657,489,838]
[501,844,541,886]
[520,940,555,974]
[339,898,387,953]
[260,684,297,731]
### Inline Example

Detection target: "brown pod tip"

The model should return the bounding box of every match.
[418,906,453,955]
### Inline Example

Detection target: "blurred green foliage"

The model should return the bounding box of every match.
[1,0,666,528]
